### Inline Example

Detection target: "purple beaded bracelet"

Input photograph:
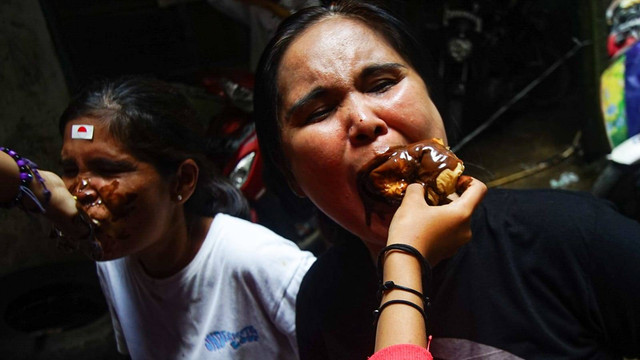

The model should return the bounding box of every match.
[1,146,51,213]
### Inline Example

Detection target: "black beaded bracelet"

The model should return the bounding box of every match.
[1,147,51,213]
[378,280,428,305]
[373,299,426,325]
[377,243,432,289]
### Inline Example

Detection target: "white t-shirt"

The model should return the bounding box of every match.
[96,214,316,359]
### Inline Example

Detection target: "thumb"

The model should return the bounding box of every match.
[396,183,427,215]
[402,183,426,203]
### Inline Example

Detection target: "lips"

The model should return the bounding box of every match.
[357,138,464,225]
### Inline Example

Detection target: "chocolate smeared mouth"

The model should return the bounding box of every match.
[357,138,464,225]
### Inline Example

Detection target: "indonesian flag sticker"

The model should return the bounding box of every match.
[71,124,94,140]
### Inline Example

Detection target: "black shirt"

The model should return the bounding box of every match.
[296,188,640,360]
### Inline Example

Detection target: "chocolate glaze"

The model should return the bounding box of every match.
[99,180,137,223]
[357,138,463,225]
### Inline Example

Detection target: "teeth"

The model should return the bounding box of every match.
[91,219,101,227]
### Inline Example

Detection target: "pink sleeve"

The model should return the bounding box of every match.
[368,344,433,360]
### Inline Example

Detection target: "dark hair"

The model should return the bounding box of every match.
[59,76,250,220]
[254,0,435,182]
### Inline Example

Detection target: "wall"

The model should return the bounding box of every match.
[0,0,82,277]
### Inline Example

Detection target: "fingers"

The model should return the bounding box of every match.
[395,183,427,214]
[402,183,425,202]
[453,177,487,211]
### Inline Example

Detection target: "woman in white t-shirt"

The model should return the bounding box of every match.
[0,76,315,359]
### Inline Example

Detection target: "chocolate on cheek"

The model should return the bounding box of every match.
[97,179,138,222]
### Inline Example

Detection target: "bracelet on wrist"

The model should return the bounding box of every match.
[1,147,51,213]
[376,243,433,320]
[378,280,430,307]
[373,299,426,325]
[377,243,432,291]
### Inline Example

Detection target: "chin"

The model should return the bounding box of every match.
[357,220,390,248]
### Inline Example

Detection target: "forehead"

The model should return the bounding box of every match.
[61,117,127,157]
[277,17,406,92]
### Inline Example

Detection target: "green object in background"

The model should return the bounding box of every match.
[601,54,628,147]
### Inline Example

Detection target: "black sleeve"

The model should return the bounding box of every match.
[296,262,329,360]
[295,240,378,360]
[586,199,640,358]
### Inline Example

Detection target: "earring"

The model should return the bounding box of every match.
[177,195,183,201]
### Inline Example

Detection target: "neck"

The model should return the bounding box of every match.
[136,215,213,278]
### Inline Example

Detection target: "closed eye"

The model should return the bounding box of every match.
[359,63,406,94]
[306,105,335,124]
[60,159,78,178]
[367,78,398,94]
[89,159,137,177]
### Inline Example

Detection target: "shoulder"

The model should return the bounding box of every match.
[477,188,623,228]
[212,213,298,249]
[481,187,616,214]
[472,188,640,252]
[209,213,315,272]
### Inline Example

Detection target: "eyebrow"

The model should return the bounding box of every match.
[283,63,407,122]
[59,157,136,171]
[360,62,407,79]
[88,158,137,171]
[284,87,327,122]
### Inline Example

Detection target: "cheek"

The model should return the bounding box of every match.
[284,127,346,181]
[384,83,445,139]
[96,179,139,221]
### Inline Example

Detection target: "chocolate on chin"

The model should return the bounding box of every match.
[357,138,464,224]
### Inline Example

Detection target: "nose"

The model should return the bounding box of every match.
[71,178,99,206]
[345,95,388,146]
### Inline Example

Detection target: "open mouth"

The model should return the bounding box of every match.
[356,138,465,225]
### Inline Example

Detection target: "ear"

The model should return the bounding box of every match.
[173,159,199,203]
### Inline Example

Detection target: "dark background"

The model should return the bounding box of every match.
[0,1,623,358]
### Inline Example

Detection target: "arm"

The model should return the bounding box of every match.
[1,148,90,238]
[373,177,487,357]
[0,150,25,202]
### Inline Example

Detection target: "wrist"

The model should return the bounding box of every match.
[0,147,50,212]
[382,252,423,288]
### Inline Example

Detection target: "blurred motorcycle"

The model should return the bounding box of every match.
[200,69,324,253]
[592,0,640,221]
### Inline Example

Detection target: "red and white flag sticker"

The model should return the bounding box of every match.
[71,125,94,140]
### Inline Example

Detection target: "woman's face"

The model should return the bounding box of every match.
[60,117,176,261]
[277,17,446,249]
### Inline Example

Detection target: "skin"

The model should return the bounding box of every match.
[0,151,81,236]
[60,117,208,277]
[277,17,447,255]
